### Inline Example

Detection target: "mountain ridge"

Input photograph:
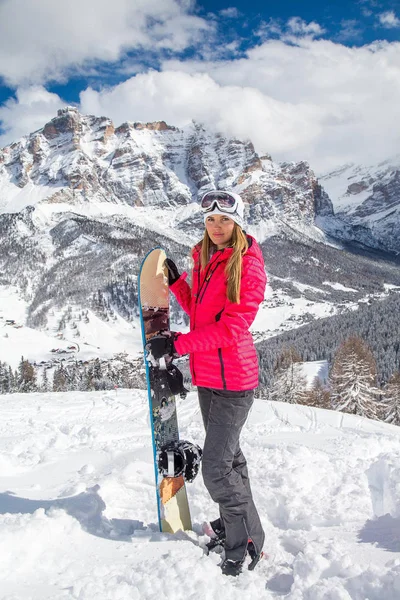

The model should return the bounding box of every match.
[0,106,332,224]
[1,106,400,372]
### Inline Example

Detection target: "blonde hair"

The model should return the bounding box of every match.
[198,223,248,303]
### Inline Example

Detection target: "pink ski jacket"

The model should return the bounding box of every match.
[171,235,267,391]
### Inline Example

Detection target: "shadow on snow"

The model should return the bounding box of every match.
[0,485,151,541]
[359,514,400,552]
[0,486,204,548]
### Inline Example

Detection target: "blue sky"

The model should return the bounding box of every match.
[0,0,399,172]
[198,0,400,45]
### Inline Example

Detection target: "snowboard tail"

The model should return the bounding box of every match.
[138,248,192,533]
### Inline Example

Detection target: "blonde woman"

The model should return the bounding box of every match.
[147,190,267,576]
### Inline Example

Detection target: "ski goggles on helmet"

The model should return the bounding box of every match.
[200,191,239,214]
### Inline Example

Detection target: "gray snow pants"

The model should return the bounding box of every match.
[198,386,265,562]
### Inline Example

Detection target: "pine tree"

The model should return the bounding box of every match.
[53,365,67,392]
[85,365,95,390]
[66,362,81,391]
[42,368,50,393]
[274,346,302,371]
[93,358,102,388]
[300,379,331,409]
[330,335,381,419]
[383,371,400,425]
[269,346,307,404]
[0,362,10,394]
[17,357,37,393]
[9,366,16,393]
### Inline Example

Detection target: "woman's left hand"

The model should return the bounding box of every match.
[165,258,181,285]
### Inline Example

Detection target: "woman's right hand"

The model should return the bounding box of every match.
[146,331,180,360]
[165,258,181,285]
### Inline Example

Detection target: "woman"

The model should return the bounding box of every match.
[147,190,267,577]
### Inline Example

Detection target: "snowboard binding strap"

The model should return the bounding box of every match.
[158,440,203,482]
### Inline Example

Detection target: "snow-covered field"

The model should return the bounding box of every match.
[1,389,400,599]
[0,285,144,369]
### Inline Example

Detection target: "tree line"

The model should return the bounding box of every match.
[0,353,145,395]
[263,334,400,425]
[2,333,400,428]
[257,290,400,386]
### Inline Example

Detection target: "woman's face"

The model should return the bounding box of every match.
[205,214,235,249]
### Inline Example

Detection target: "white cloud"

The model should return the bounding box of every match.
[80,70,321,153]
[1,16,399,174]
[287,17,325,38]
[255,18,283,40]
[219,7,240,19]
[337,20,363,42]
[378,11,400,28]
[80,38,400,173]
[256,17,325,42]
[0,87,65,146]
[0,0,212,86]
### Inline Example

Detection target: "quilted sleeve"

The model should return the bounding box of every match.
[174,255,267,354]
[169,272,193,316]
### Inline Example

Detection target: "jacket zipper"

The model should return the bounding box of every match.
[196,260,216,304]
[191,266,201,383]
[190,353,196,383]
[192,251,224,385]
[198,259,223,304]
[215,309,227,390]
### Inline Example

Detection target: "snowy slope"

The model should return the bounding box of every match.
[0,285,143,369]
[320,156,400,253]
[320,156,400,214]
[1,389,400,599]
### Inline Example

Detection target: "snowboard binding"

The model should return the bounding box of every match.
[151,363,188,400]
[158,440,203,482]
[164,364,188,399]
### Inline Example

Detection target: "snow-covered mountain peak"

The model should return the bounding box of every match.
[0,108,332,229]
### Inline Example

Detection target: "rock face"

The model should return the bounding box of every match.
[0,107,332,224]
[320,157,400,253]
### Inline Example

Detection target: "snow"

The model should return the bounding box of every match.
[0,181,60,214]
[319,155,400,217]
[322,281,358,293]
[0,284,27,324]
[1,389,400,598]
[247,218,278,243]
[0,287,142,369]
[251,277,336,341]
[319,164,369,214]
[384,284,400,292]
[301,360,329,389]
[29,201,198,248]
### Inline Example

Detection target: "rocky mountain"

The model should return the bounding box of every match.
[0,107,400,370]
[320,157,400,254]
[0,106,332,224]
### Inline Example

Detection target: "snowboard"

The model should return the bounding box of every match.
[138,247,192,533]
